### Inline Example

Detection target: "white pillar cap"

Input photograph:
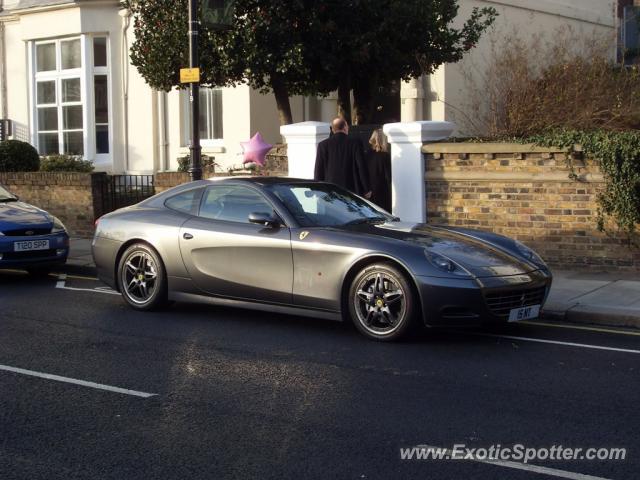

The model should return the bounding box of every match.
[280,121,331,141]
[383,121,455,144]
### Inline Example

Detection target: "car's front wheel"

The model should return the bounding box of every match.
[117,243,167,310]
[348,262,416,341]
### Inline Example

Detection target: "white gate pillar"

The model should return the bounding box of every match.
[383,121,455,222]
[280,121,331,179]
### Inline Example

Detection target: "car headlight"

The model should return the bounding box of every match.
[514,240,545,266]
[425,251,457,273]
[51,216,67,233]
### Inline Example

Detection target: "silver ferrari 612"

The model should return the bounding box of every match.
[92,177,552,341]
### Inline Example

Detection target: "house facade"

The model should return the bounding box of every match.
[0,0,620,173]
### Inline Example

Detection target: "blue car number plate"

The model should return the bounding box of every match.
[508,304,540,322]
[14,240,50,252]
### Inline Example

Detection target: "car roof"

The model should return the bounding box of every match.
[204,176,318,186]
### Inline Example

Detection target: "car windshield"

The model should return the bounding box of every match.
[266,182,395,228]
[0,185,17,202]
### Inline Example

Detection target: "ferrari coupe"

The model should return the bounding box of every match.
[92,177,552,341]
[0,184,69,275]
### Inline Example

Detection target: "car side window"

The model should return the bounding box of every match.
[199,185,274,224]
[165,188,203,215]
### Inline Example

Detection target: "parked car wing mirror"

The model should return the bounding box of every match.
[248,212,281,228]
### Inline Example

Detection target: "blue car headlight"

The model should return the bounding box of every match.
[514,240,546,266]
[51,216,67,234]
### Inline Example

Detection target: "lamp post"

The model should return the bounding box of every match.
[187,0,201,181]
[187,0,235,182]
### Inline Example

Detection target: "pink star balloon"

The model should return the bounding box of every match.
[241,132,272,167]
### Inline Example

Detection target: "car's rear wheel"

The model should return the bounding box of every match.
[117,243,167,310]
[348,262,416,341]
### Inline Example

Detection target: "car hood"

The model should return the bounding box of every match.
[0,201,53,232]
[345,221,534,277]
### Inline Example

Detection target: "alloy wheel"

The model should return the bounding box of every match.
[353,270,407,336]
[121,250,158,305]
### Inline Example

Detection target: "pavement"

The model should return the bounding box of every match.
[66,236,640,330]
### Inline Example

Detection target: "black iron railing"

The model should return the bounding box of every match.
[92,173,155,219]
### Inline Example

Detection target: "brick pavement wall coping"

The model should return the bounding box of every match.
[422,143,640,271]
[155,144,289,193]
[0,172,95,237]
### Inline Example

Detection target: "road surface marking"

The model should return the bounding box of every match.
[472,333,640,355]
[521,320,640,337]
[416,444,613,480]
[0,364,156,398]
[60,273,100,281]
[55,274,119,295]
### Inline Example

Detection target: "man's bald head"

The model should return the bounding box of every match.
[331,117,349,134]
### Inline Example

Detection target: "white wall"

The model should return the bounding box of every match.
[3,18,29,142]
[429,0,617,134]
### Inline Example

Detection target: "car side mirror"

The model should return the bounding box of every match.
[248,212,281,228]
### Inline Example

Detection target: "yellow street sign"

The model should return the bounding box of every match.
[180,68,201,83]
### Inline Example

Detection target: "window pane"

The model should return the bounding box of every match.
[198,88,223,140]
[93,37,107,67]
[63,131,84,155]
[63,105,83,130]
[37,107,58,131]
[165,189,202,214]
[36,43,56,72]
[38,133,59,155]
[37,81,56,105]
[62,78,81,102]
[199,185,272,223]
[96,125,109,154]
[94,75,109,123]
[61,39,81,69]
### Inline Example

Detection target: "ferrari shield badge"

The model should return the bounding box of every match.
[299,231,310,241]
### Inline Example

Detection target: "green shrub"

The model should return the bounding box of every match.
[177,154,216,173]
[0,140,40,172]
[40,154,94,172]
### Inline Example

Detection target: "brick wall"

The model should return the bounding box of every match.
[0,172,95,237]
[423,143,640,271]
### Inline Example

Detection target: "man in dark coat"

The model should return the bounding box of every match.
[314,118,371,198]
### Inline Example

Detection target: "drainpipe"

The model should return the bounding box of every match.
[0,21,8,122]
[119,8,131,173]
[158,91,168,171]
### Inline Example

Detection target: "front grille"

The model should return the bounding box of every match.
[2,249,57,260]
[484,286,547,318]
[1,228,51,236]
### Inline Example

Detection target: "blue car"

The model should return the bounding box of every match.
[0,184,69,275]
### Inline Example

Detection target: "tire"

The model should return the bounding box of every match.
[348,262,416,341]
[117,243,168,311]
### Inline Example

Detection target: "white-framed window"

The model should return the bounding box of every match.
[30,35,112,160]
[34,38,83,155]
[181,87,223,147]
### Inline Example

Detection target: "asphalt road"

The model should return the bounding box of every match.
[0,270,638,480]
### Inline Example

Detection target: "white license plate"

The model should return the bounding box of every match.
[14,240,50,252]
[508,304,540,322]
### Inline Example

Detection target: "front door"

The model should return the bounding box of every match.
[179,184,294,305]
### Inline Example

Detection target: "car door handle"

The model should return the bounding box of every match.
[183,233,194,240]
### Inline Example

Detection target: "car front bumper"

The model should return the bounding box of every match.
[415,269,552,327]
[0,232,69,270]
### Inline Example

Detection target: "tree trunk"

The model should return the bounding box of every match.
[271,75,293,125]
[337,75,352,124]
[353,77,373,125]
